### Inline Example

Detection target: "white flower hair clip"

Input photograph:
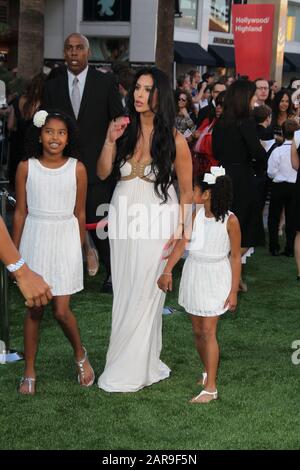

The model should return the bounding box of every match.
[203,166,226,185]
[33,110,49,128]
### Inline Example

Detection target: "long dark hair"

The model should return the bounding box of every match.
[24,110,79,160]
[115,67,176,203]
[196,175,233,222]
[271,88,294,126]
[22,72,47,120]
[221,79,256,125]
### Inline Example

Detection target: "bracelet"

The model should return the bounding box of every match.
[161,272,172,276]
[6,258,25,273]
[104,140,116,147]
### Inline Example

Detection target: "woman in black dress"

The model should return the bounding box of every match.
[212,80,267,261]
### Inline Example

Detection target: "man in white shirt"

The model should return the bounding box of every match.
[267,120,298,256]
[294,128,300,149]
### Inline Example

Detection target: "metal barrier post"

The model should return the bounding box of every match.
[0,184,22,364]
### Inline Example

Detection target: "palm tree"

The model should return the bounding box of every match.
[17,0,45,80]
[155,0,175,79]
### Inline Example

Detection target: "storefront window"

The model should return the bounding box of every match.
[175,0,198,30]
[209,0,247,33]
[88,37,129,62]
[287,3,300,42]
[210,0,231,33]
[83,0,131,22]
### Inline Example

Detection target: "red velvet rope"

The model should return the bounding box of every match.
[85,220,108,231]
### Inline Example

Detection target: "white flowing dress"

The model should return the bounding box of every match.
[98,157,179,392]
[179,208,232,316]
[19,158,83,296]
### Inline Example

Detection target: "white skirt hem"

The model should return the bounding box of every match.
[179,301,228,317]
[51,285,83,297]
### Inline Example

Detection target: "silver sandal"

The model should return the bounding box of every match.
[75,346,95,387]
[19,377,36,395]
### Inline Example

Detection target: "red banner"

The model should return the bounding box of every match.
[232,4,275,80]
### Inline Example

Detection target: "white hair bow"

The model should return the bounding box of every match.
[203,166,226,185]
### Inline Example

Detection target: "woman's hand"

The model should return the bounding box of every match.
[106,116,130,144]
[224,291,238,312]
[180,108,189,118]
[161,222,184,260]
[14,264,52,307]
[157,273,173,293]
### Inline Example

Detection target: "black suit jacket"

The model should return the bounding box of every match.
[196,102,216,127]
[42,67,123,185]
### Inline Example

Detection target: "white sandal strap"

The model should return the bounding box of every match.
[76,346,88,378]
[202,372,207,385]
[195,389,218,400]
[76,346,87,365]
[75,347,95,386]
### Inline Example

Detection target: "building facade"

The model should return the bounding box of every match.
[0,0,19,68]
[1,0,300,83]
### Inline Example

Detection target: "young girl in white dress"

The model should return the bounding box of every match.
[158,167,241,403]
[13,110,94,395]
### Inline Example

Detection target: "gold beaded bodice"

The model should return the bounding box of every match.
[120,157,154,183]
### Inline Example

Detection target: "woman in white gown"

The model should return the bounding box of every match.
[97,67,193,392]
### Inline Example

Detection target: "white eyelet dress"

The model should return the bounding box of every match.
[178,208,233,317]
[19,158,83,296]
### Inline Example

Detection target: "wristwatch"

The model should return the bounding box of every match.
[6,258,25,272]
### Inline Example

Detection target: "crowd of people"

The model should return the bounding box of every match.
[1,33,300,403]
[174,69,300,272]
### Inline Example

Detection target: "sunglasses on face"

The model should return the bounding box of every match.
[178,97,187,102]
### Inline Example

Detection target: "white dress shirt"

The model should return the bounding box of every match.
[294,129,300,149]
[267,140,297,183]
[67,66,89,102]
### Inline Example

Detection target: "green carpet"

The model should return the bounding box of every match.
[1,247,300,450]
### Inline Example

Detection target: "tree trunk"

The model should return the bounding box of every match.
[155,0,175,79]
[17,0,45,80]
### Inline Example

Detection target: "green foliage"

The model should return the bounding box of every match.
[0,66,13,85]
[1,248,300,450]
[7,77,27,95]
[0,66,27,96]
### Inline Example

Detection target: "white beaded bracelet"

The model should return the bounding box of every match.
[6,258,25,273]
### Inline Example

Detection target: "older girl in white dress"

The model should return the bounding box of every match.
[13,110,94,395]
[158,168,241,403]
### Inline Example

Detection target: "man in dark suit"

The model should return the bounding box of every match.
[42,33,124,293]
